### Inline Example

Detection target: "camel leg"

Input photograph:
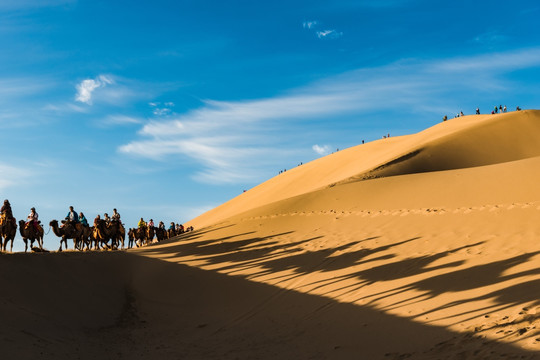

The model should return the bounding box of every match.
[58,238,66,251]
[9,239,13,252]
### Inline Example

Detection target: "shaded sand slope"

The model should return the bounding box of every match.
[0,251,538,359]
[190,110,540,229]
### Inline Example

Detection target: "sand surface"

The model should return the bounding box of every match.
[1,110,540,359]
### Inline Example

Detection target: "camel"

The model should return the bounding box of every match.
[50,219,83,251]
[91,220,125,250]
[147,226,155,244]
[0,216,17,252]
[155,227,167,242]
[108,220,126,249]
[130,227,148,247]
[18,220,44,252]
[78,225,93,251]
[89,226,102,250]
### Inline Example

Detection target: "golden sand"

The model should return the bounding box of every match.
[2,110,539,359]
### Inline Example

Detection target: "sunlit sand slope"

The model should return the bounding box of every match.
[189,110,540,229]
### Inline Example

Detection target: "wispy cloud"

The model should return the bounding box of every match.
[150,101,175,116]
[0,77,54,102]
[119,47,540,185]
[98,114,143,127]
[0,162,31,190]
[472,31,508,47]
[0,0,75,11]
[429,48,540,73]
[303,20,343,40]
[303,20,318,29]
[316,29,343,39]
[75,75,114,105]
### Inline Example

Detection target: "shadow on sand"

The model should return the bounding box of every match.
[0,250,538,359]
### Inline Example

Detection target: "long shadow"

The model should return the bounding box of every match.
[139,227,540,354]
[2,247,539,358]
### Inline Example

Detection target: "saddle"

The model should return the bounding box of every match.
[24,221,44,234]
[0,213,15,226]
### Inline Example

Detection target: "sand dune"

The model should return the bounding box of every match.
[189,110,540,229]
[1,110,540,359]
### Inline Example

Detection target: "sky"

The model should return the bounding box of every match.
[2,0,540,251]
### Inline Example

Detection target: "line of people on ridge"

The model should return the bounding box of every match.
[443,105,522,121]
[63,205,122,229]
[0,201,124,234]
[136,217,193,234]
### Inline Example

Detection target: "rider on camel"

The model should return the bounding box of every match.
[65,206,79,225]
[0,199,15,225]
[111,208,121,222]
[138,217,147,229]
[148,219,154,228]
[79,212,89,227]
[26,207,39,231]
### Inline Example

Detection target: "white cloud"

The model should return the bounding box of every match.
[75,74,114,105]
[153,108,172,116]
[149,101,175,116]
[312,144,331,155]
[303,21,318,29]
[119,47,540,185]
[303,20,342,40]
[316,30,343,39]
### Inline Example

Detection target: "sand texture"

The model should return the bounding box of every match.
[1,110,540,359]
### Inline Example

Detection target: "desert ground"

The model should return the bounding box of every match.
[1,110,540,359]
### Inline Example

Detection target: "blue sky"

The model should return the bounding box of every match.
[2,0,540,251]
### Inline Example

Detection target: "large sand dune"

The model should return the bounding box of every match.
[1,110,540,359]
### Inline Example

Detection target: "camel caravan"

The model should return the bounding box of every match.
[0,200,192,253]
